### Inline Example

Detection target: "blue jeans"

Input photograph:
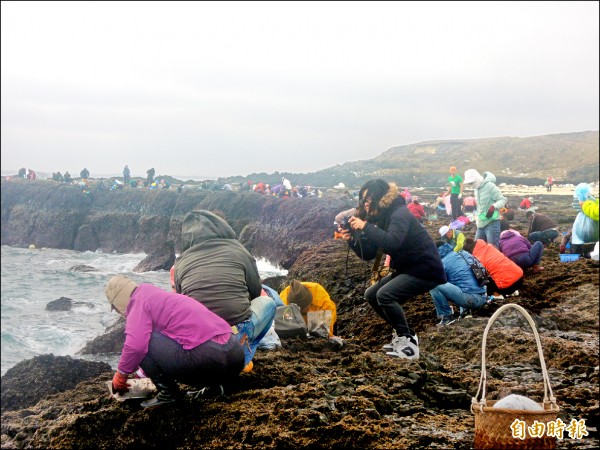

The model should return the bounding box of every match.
[430,282,488,317]
[234,296,276,366]
[475,220,501,249]
[365,273,441,337]
[512,241,543,270]
[528,229,559,246]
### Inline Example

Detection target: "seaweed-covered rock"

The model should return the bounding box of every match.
[1,355,111,413]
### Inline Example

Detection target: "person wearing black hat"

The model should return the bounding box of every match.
[338,179,446,360]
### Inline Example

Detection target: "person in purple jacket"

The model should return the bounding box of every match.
[105,275,244,408]
[499,219,544,273]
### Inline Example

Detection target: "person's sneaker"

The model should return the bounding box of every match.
[186,385,225,400]
[382,329,399,350]
[383,331,418,350]
[437,314,457,326]
[242,361,254,373]
[460,309,473,319]
[386,336,419,360]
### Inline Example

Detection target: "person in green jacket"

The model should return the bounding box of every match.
[462,169,506,249]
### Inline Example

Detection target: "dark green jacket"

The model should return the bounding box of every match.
[174,210,262,325]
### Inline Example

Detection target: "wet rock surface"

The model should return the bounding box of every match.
[1,185,598,449]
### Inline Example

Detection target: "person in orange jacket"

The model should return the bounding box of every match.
[463,237,524,298]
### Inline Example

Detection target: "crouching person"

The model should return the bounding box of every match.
[430,242,489,326]
[106,275,244,408]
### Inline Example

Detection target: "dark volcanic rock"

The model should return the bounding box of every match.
[133,240,175,272]
[0,355,111,413]
[69,264,97,272]
[45,297,74,311]
[46,297,95,311]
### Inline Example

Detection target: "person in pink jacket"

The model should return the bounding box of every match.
[463,238,524,298]
[105,275,244,408]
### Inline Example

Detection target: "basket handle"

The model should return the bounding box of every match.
[471,303,559,412]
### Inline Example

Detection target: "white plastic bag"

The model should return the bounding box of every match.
[307,310,332,338]
[257,323,282,350]
[591,242,599,261]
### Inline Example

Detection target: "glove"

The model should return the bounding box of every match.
[559,245,566,254]
[485,205,495,219]
[112,371,129,394]
[458,194,462,200]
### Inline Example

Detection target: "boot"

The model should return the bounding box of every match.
[141,378,181,408]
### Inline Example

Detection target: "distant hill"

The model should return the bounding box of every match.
[220,130,599,188]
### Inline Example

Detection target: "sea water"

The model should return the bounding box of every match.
[0,245,287,376]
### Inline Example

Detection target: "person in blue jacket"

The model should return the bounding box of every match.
[430,242,489,326]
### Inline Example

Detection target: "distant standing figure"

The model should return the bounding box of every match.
[18,167,27,179]
[146,167,156,186]
[462,169,506,249]
[447,166,464,220]
[63,171,72,183]
[80,168,90,185]
[27,169,37,180]
[282,177,292,190]
[123,165,131,186]
[546,176,554,192]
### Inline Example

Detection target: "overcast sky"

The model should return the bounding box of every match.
[1,1,598,179]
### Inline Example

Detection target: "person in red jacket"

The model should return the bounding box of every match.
[463,237,524,298]
[407,197,426,223]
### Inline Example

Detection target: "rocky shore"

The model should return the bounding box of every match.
[1,179,598,449]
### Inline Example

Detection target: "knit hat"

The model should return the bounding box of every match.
[287,280,312,313]
[439,225,450,236]
[463,169,483,185]
[105,275,138,315]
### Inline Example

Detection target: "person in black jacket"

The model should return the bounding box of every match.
[339,179,447,360]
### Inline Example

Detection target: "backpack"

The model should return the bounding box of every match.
[274,304,308,339]
[460,252,491,287]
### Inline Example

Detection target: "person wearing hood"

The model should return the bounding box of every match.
[339,179,446,360]
[430,242,489,326]
[105,275,244,408]
[462,169,506,249]
[173,210,276,374]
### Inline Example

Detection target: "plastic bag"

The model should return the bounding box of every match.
[257,322,282,350]
[571,211,599,245]
[307,310,332,338]
[274,304,307,339]
[590,242,599,261]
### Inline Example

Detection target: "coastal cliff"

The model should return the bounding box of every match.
[1,180,598,449]
[1,179,354,269]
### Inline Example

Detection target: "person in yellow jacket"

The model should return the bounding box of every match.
[439,225,465,253]
[280,280,337,337]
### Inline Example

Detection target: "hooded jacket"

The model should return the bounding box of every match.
[472,172,506,228]
[349,183,446,283]
[437,244,487,295]
[174,210,262,325]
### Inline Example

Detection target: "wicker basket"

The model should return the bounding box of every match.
[471,303,559,449]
